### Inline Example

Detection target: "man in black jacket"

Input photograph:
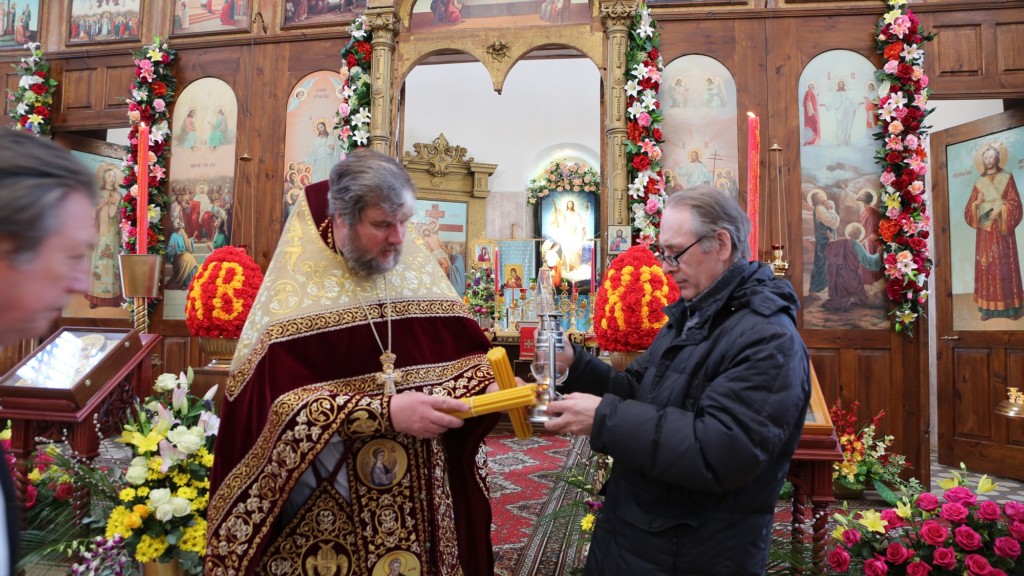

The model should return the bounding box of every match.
[0,128,97,575]
[546,185,810,575]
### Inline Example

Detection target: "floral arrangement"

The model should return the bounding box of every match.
[593,245,679,351]
[624,2,667,246]
[106,370,218,574]
[873,0,935,336]
[464,266,496,321]
[7,42,56,136]
[25,445,76,511]
[334,16,373,154]
[120,37,177,257]
[830,400,918,503]
[526,159,600,206]
[185,246,264,339]
[827,465,1024,576]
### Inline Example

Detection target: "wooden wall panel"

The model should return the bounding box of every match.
[62,68,97,111]
[931,25,983,77]
[951,348,994,440]
[102,66,136,111]
[996,23,1024,74]
[160,337,191,379]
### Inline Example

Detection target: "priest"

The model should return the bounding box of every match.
[206,150,499,576]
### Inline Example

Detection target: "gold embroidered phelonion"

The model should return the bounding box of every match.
[486,347,533,438]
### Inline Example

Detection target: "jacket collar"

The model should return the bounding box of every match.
[666,261,749,335]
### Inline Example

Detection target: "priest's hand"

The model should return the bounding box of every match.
[544,393,601,436]
[390,392,467,438]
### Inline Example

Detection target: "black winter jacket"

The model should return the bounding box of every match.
[563,261,810,576]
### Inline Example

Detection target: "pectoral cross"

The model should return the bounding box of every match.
[376,351,403,395]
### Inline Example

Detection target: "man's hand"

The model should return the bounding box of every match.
[389,392,468,438]
[543,393,601,436]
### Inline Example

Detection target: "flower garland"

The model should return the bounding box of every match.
[526,159,600,206]
[120,37,176,257]
[593,245,679,351]
[624,3,667,247]
[7,43,56,137]
[874,0,934,335]
[185,246,264,339]
[334,17,373,155]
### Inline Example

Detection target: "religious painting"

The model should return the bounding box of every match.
[67,0,141,45]
[58,133,131,321]
[372,551,421,576]
[282,0,359,28]
[502,264,525,290]
[282,70,344,227]
[0,0,39,49]
[356,439,407,490]
[798,50,888,330]
[607,225,630,254]
[165,77,239,320]
[409,0,586,31]
[470,240,494,269]
[658,55,739,201]
[537,190,597,288]
[943,115,1024,331]
[411,199,467,296]
[172,0,250,37]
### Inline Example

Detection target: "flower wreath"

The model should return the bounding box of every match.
[120,37,176,258]
[185,246,264,339]
[593,245,679,351]
[334,17,373,155]
[873,0,934,335]
[525,159,600,206]
[624,3,667,247]
[7,42,56,137]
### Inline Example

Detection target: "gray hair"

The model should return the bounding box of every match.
[327,149,415,226]
[665,185,751,263]
[0,129,97,266]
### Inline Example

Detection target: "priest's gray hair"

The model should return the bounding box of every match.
[328,149,415,226]
[665,185,751,263]
[0,128,96,267]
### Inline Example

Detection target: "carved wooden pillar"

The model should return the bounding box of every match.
[600,0,639,226]
[364,8,399,154]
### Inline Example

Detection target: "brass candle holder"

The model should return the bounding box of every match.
[996,387,1024,418]
[767,243,789,278]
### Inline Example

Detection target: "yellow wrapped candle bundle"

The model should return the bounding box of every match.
[446,348,535,439]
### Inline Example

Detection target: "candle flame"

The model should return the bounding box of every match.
[747,111,756,118]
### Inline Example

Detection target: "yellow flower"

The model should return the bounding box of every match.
[172,471,191,486]
[977,474,997,494]
[133,504,150,519]
[580,513,595,532]
[105,506,133,539]
[146,47,164,62]
[27,114,43,125]
[857,509,888,533]
[119,487,137,502]
[0,426,10,441]
[883,9,902,25]
[136,486,150,497]
[191,494,209,512]
[27,469,41,483]
[124,512,142,529]
[896,500,913,519]
[176,486,198,501]
[119,430,164,454]
[147,456,164,471]
[134,534,169,563]
[179,518,208,554]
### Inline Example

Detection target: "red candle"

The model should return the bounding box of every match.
[746,112,760,261]
[493,246,500,292]
[137,123,150,255]
[590,242,596,294]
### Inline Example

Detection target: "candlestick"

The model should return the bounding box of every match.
[137,123,150,255]
[746,112,760,261]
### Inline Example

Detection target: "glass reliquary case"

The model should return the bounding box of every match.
[0,328,142,410]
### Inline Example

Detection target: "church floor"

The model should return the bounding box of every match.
[928,450,1024,503]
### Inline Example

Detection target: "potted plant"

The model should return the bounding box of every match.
[831,400,919,503]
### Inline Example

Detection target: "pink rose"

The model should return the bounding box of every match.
[932,546,957,569]
[1010,520,1024,541]
[864,555,890,576]
[882,509,906,529]
[919,74,929,88]
[940,502,969,523]
[645,197,660,215]
[1005,501,1024,522]
[906,561,932,576]
[994,536,1021,560]
[888,121,905,135]
[886,542,914,564]
[978,500,1002,521]
[990,571,1008,576]
[338,103,350,117]
[964,553,992,576]
[919,520,948,545]
[954,525,983,551]
[945,486,978,506]
[880,170,897,187]
[842,528,862,546]
[637,112,652,128]
[153,98,166,113]
[884,60,900,74]
[827,546,851,572]
[24,484,36,509]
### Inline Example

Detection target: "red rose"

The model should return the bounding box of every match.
[648,48,659,61]
[152,81,167,97]
[964,554,992,576]
[886,151,902,164]
[652,127,663,141]
[932,546,957,569]
[29,83,46,95]
[886,542,914,565]
[863,556,888,576]
[886,279,907,301]
[631,155,651,172]
[162,53,171,63]
[638,77,655,90]
[897,63,915,80]
[881,508,906,530]
[626,122,644,143]
[18,116,27,126]
[54,482,74,501]
[355,41,373,63]
[995,536,1021,560]
[346,53,358,69]
[24,485,36,509]
[826,547,850,572]
[919,520,948,545]
[954,525,983,551]
[906,561,932,576]
[841,528,861,546]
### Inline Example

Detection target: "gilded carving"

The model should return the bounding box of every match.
[599,0,639,28]
[406,133,469,178]
[486,40,512,63]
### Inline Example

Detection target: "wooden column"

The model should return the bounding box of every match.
[600,0,639,226]
[364,7,399,155]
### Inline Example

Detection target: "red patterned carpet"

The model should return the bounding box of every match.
[486,433,592,576]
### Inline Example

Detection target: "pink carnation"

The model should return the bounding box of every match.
[637,112,652,127]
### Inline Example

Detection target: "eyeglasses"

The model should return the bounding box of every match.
[657,235,708,267]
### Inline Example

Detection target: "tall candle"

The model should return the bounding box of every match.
[590,241,596,294]
[137,123,150,255]
[746,112,760,260]
[493,246,500,295]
